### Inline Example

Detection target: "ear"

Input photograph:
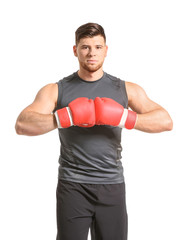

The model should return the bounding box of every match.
[105,45,108,57]
[73,45,78,57]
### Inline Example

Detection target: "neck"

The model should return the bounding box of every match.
[78,68,104,81]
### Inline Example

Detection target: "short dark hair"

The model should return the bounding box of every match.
[75,23,106,45]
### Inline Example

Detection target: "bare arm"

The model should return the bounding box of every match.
[126,82,173,133]
[15,83,58,136]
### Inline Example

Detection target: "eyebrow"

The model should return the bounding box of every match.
[80,44,104,48]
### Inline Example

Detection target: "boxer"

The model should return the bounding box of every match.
[15,23,173,240]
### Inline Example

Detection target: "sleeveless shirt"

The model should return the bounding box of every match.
[55,71,128,184]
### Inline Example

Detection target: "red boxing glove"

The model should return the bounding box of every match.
[94,97,137,129]
[55,97,95,128]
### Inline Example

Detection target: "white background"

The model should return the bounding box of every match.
[0,0,192,239]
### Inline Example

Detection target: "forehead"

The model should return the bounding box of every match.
[78,35,105,46]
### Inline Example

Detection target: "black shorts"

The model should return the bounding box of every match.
[56,180,128,240]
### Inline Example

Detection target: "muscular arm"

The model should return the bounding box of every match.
[126,82,173,133]
[15,83,58,136]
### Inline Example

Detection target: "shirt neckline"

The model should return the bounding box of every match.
[74,71,106,83]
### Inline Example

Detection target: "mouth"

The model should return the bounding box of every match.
[87,60,97,64]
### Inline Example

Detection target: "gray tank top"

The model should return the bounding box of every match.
[55,72,128,184]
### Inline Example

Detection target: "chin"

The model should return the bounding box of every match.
[82,63,103,73]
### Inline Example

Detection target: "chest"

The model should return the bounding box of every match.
[58,77,128,109]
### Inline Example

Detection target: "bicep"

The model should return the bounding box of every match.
[125,82,162,114]
[22,83,58,114]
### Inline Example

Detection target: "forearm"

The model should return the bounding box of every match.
[134,108,173,133]
[15,111,57,136]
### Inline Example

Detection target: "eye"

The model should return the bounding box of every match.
[81,46,89,50]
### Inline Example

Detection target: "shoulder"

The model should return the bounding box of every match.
[34,83,58,108]
[105,72,125,88]
[36,83,58,98]
[125,81,150,111]
[57,73,77,84]
[20,83,58,114]
[105,72,123,82]
[125,81,147,99]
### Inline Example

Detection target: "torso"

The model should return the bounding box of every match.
[55,71,128,184]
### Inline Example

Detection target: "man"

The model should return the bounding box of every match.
[15,23,173,240]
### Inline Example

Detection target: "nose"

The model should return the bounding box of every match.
[88,47,96,56]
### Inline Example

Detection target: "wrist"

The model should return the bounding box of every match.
[54,107,73,128]
[125,110,137,129]
[118,109,137,130]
